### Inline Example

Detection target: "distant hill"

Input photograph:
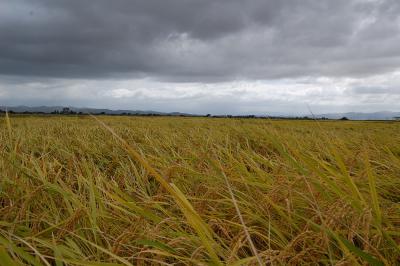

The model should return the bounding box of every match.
[0,105,193,116]
[1,106,400,120]
[316,111,400,120]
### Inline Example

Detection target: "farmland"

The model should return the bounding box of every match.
[1,115,399,265]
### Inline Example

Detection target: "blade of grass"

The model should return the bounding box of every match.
[220,168,263,266]
[0,245,19,266]
[364,152,382,227]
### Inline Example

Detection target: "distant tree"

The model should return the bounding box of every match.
[62,107,70,114]
[340,116,349,120]
[206,114,211,117]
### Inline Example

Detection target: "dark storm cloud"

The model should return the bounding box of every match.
[1,0,400,81]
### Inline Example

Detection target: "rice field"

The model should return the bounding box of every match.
[1,115,399,265]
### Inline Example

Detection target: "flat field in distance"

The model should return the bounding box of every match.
[1,115,399,265]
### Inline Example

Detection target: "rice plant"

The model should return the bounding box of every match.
[0,115,399,265]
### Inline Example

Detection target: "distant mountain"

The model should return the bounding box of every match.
[316,111,400,120]
[0,105,193,116]
[1,106,400,120]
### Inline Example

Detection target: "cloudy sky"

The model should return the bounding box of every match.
[0,0,400,115]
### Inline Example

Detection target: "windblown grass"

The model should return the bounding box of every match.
[0,115,399,265]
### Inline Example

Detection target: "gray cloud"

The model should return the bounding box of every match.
[349,86,400,95]
[1,74,399,114]
[0,0,400,81]
[1,0,400,114]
